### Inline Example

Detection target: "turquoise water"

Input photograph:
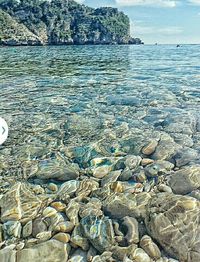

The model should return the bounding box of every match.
[0,45,200,179]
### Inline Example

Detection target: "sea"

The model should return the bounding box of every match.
[0,44,200,176]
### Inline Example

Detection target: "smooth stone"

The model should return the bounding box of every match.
[32,218,47,237]
[79,198,103,218]
[140,235,161,260]
[36,231,52,241]
[65,200,80,225]
[50,202,66,212]
[141,158,154,166]
[124,155,142,170]
[0,246,16,262]
[0,183,42,223]
[68,249,87,262]
[111,244,137,261]
[70,225,89,251]
[42,207,57,218]
[57,180,80,197]
[122,216,139,244]
[76,178,99,197]
[145,160,174,178]
[168,165,200,194]
[22,221,32,238]
[52,232,70,243]
[119,168,133,181]
[157,184,172,193]
[173,148,198,167]
[142,140,158,155]
[16,242,25,251]
[17,240,68,262]
[130,248,151,262]
[35,159,80,181]
[54,221,74,233]
[101,170,121,187]
[81,215,115,253]
[3,221,21,238]
[92,165,112,179]
[145,193,200,261]
[103,192,151,219]
[47,183,58,192]
[152,133,180,161]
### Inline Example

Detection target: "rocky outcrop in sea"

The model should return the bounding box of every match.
[0,0,143,46]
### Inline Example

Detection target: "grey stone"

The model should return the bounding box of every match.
[168,165,200,194]
[81,215,115,253]
[145,193,200,262]
[17,240,68,262]
[0,247,16,262]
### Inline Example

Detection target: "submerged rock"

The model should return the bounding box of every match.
[145,193,200,262]
[81,215,115,253]
[0,183,42,223]
[35,159,80,181]
[140,235,161,260]
[168,165,200,194]
[0,246,16,262]
[16,240,68,262]
[103,192,151,219]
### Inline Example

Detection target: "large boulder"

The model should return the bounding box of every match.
[0,246,16,262]
[17,240,68,262]
[168,165,200,194]
[0,182,42,223]
[145,193,200,262]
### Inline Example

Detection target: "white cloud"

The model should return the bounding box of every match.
[131,21,183,35]
[115,0,178,8]
[188,0,200,5]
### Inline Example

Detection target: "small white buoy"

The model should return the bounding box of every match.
[0,117,8,145]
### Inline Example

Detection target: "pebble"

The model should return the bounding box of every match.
[142,140,158,155]
[50,202,66,212]
[93,165,112,178]
[54,221,74,233]
[22,221,33,238]
[158,184,172,193]
[32,218,47,237]
[53,233,70,243]
[48,183,58,192]
[43,207,57,218]
[141,158,154,166]
[36,231,52,241]
[140,235,161,260]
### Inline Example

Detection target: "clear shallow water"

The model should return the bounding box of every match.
[0,45,200,181]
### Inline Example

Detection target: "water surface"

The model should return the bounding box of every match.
[0,45,200,180]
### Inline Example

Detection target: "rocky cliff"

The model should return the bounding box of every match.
[0,0,143,46]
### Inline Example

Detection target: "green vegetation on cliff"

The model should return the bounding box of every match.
[0,0,143,45]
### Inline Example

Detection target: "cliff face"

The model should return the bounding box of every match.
[0,0,143,45]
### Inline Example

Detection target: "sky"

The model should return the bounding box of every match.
[77,0,200,44]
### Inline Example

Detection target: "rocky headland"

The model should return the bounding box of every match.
[0,0,143,46]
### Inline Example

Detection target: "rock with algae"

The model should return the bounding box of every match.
[80,215,115,253]
[145,193,200,262]
[0,182,42,223]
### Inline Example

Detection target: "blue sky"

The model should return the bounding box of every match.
[77,0,200,44]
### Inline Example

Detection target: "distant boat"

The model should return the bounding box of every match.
[176,44,180,47]
[155,43,158,45]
